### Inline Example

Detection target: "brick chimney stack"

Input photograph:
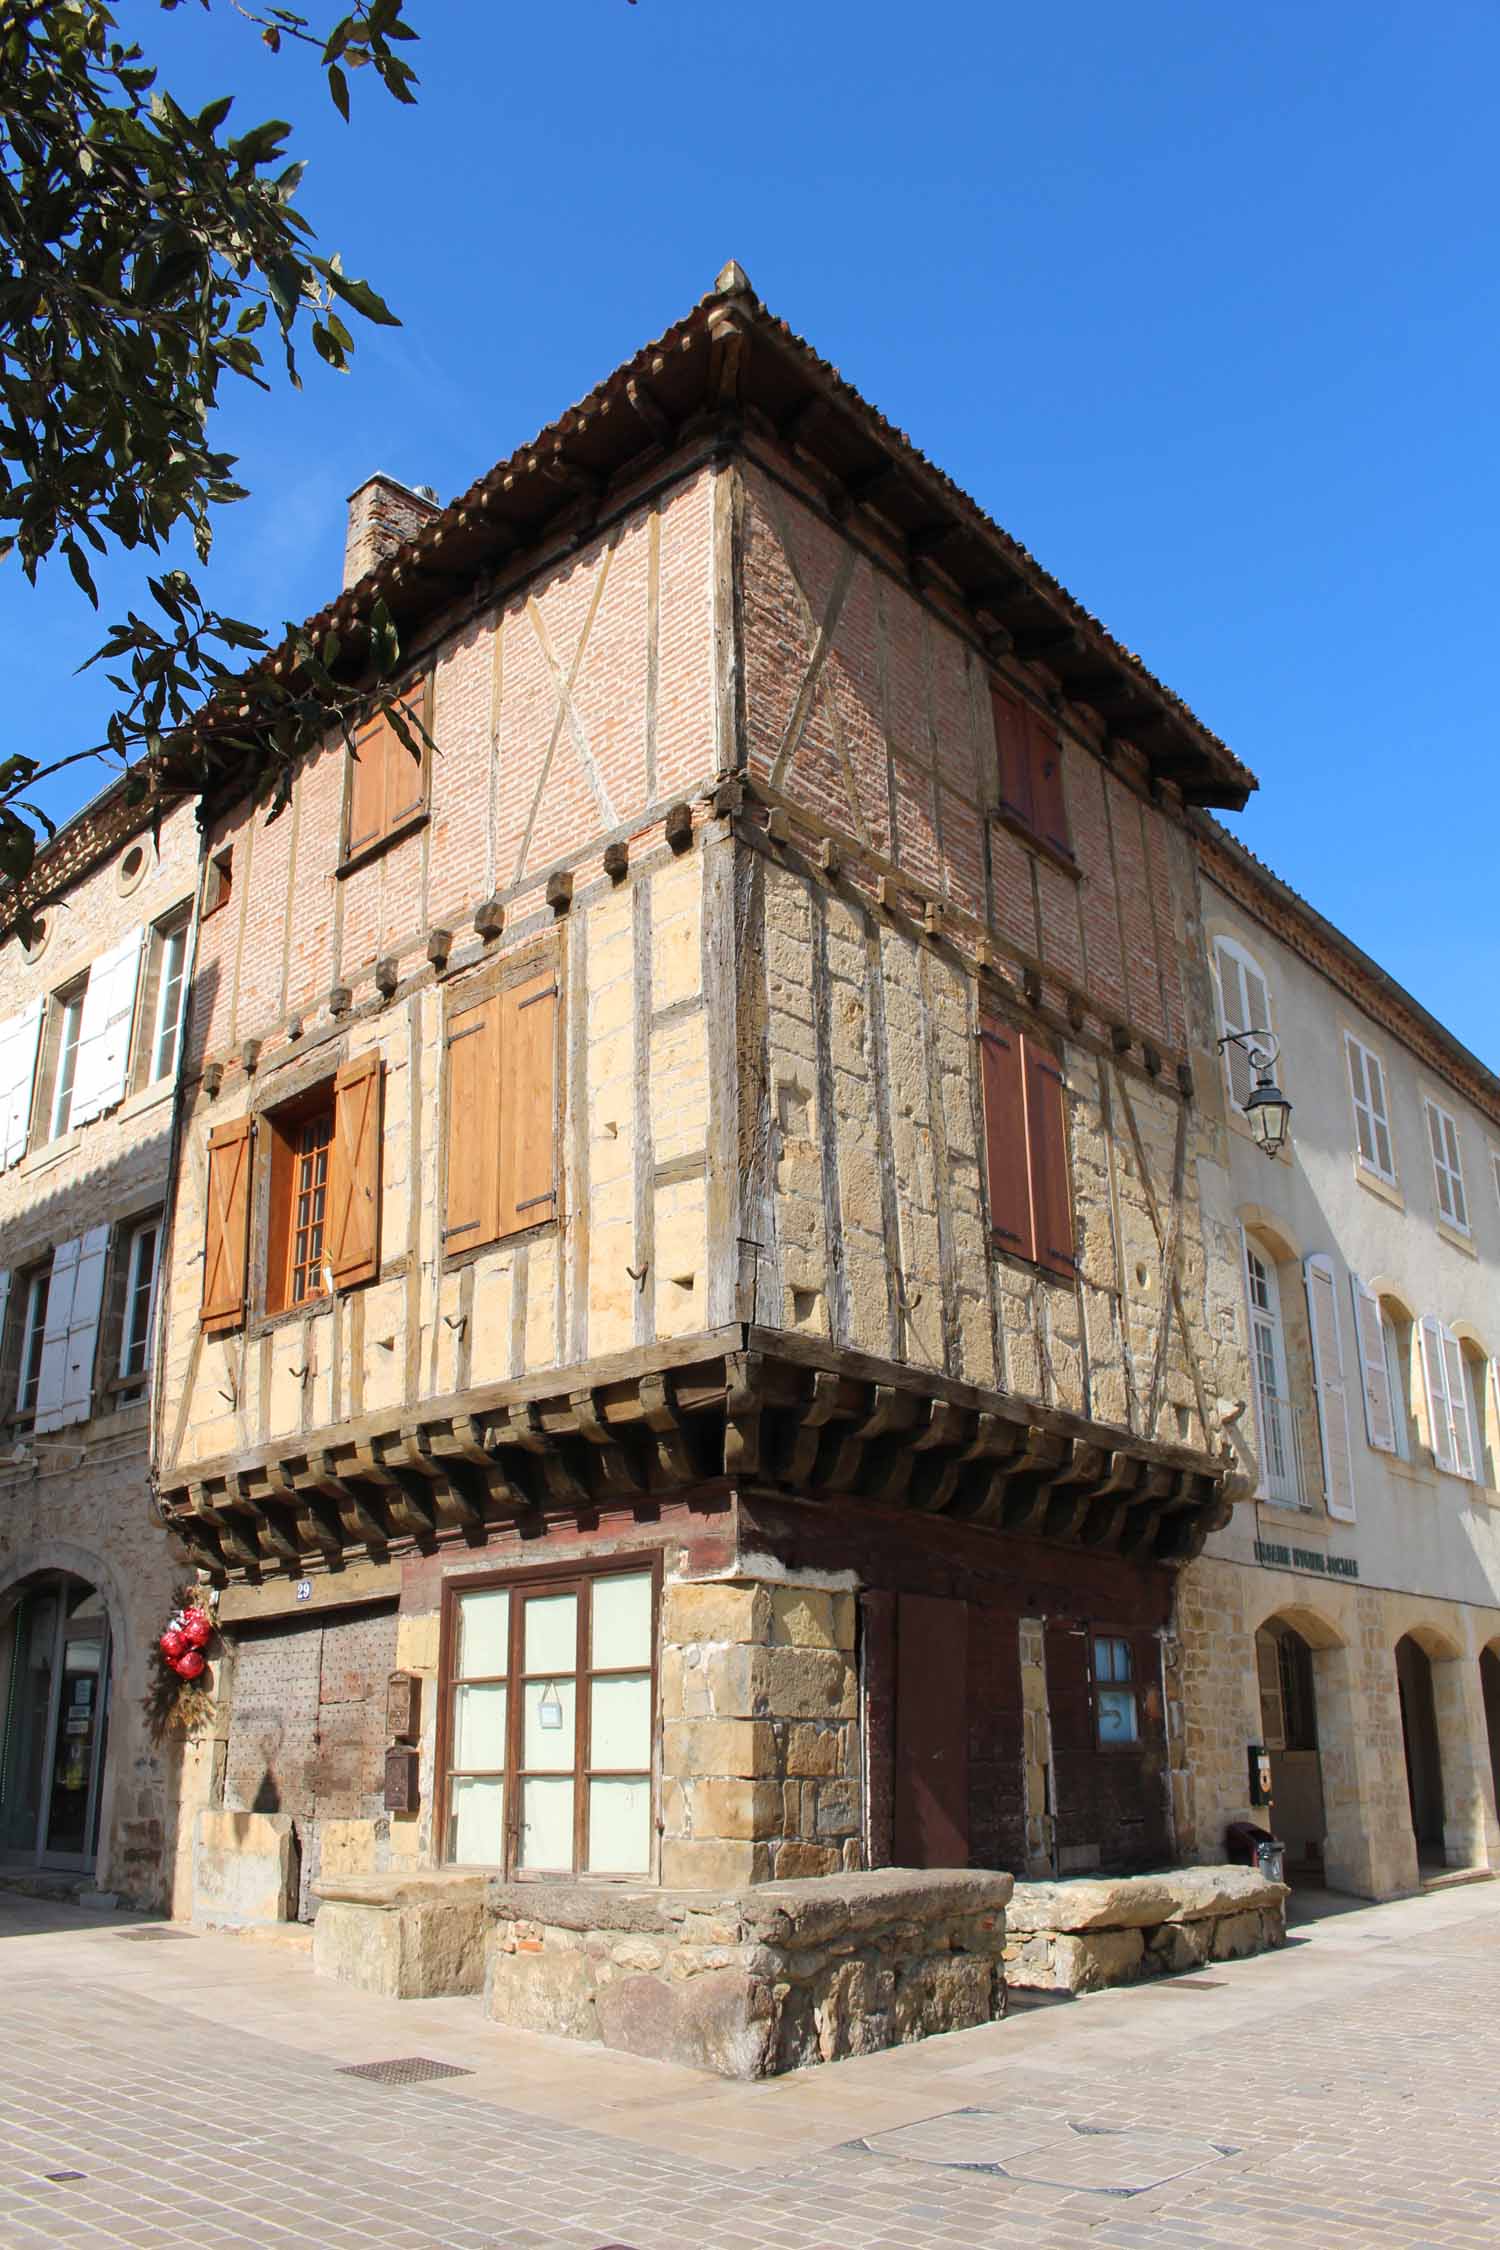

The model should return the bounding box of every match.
[343,472,442,591]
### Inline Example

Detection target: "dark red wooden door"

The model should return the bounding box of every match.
[893,1593,970,1867]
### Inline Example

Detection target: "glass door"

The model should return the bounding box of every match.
[0,1578,111,1873]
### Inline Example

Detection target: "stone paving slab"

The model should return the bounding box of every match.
[0,1881,1499,2244]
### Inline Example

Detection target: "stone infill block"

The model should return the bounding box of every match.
[1003,1865,1289,1995]
[310,1869,493,2000]
[485,1868,1014,2079]
[1006,1865,1286,1934]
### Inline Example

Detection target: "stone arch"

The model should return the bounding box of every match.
[1237,1205,1302,1266]
[1251,1600,1368,1891]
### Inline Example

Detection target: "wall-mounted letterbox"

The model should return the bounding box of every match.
[386,1669,421,1744]
[1247,1742,1274,1807]
[384,1746,419,1815]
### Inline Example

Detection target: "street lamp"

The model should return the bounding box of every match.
[1218,1030,1292,1159]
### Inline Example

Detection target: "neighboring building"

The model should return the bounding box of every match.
[1180,822,1500,1898]
[152,265,1261,1933]
[0,786,199,1907]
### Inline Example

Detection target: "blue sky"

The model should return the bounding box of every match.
[18,2,1499,1060]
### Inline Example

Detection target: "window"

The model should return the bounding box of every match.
[68,926,144,1128]
[1303,1252,1356,1521]
[117,1218,161,1390]
[266,1095,335,1316]
[1382,1305,1413,1461]
[990,682,1071,860]
[1212,937,1273,1120]
[1419,1315,1477,1479]
[1243,1238,1301,1508]
[1346,1034,1395,1183]
[0,998,43,1172]
[141,913,189,1085]
[342,682,430,866]
[978,1015,1074,1278]
[28,1227,109,1432]
[1092,1636,1139,1746]
[14,1265,49,1416]
[1350,1272,1399,1456]
[443,1564,656,1877]
[1463,1344,1495,1489]
[202,848,233,918]
[1425,1099,1468,1232]
[444,963,560,1256]
[42,982,85,1140]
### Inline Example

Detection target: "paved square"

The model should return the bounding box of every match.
[1,1880,1498,2246]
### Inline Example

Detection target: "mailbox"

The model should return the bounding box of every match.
[386,1669,421,1744]
[383,1746,419,1815]
[1247,1741,1274,1807]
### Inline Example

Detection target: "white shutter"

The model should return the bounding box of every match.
[69,927,144,1127]
[1214,940,1271,1115]
[1304,1253,1356,1521]
[1420,1314,1458,1474]
[1349,1273,1396,1453]
[1441,1326,1476,1481]
[0,998,44,1170]
[34,1237,80,1430]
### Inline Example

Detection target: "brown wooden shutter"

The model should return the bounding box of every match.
[497,966,559,1239]
[328,1052,383,1288]
[990,683,1035,829]
[345,710,387,861]
[1023,1034,1076,1280]
[979,1015,1033,1262]
[382,681,429,832]
[201,1116,252,1332]
[444,995,501,1253]
[1028,709,1072,858]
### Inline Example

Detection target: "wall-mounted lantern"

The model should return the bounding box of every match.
[1218,1030,1293,1159]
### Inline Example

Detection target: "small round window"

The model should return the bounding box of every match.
[19,913,48,962]
[117,842,149,894]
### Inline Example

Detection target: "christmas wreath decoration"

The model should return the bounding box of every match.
[144,1585,218,1741]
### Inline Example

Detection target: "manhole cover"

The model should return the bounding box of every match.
[338,2057,475,2085]
[857,2109,1236,2196]
[119,1927,196,1941]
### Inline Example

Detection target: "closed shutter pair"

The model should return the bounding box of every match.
[200,1053,383,1331]
[345,685,430,861]
[444,967,559,1253]
[990,684,1071,860]
[978,1016,1075,1278]
[0,1228,112,1430]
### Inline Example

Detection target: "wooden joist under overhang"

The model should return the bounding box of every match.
[157,1328,1236,1583]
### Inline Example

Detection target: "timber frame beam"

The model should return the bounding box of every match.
[158,1327,1235,1583]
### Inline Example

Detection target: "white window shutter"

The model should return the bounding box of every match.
[1304,1253,1356,1520]
[1419,1314,1457,1474]
[1367,1050,1394,1178]
[1215,942,1271,1114]
[1349,1273,1395,1453]
[1441,1326,1476,1481]
[0,1269,9,1354]
[0,998,44,1170]
[70,927,144,1128]
[34,1237,81,1431]
[57,1223,109,1427]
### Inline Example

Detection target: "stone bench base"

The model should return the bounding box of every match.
[486,1868,1013,2079]
[1004,1866,1288,1993]
[311,1870,491,1998]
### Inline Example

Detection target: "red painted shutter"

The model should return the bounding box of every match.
[328,1052,383,1288]
[444,995,501,1254]
[201,1116,252,1332]
[979,1015,1033,1261]
[497,967,560,1239]
[990,683,1035,830]
[1028,709,1072,858]
[1023,1034,1076,1280]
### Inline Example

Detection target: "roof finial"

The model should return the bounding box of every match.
[714,259,752,298]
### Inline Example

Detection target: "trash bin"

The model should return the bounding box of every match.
[1225,1819,1285,1884]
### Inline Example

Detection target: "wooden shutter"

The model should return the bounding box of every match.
[1441,1326,1476,1480]
[444,995,501,1253]
[346,683,428,860]
[1024,1035,1075,1280]
[497,967,560,1239]
[979,1015,1032,1261]
[0,998,43,1171]
[1349,1273,1396,1454]
[383,683,429,832]
[328,1052,383,1288]
[201,1116,253,1332]
[990,684,1035,830]
[70,926,144,1127]
[1028,709,1071,858]
[1419,1315,1457,1474]
[1304,1253,1355,1520]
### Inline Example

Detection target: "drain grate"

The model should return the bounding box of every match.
[43,2172,86,2183]
[1160,1976,1225,1988]
[119,1926,196,1941]
[338,2056,475,2085]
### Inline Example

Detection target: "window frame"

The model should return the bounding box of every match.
[12,1262,50,1418]
[1345,1031,1396,1185]
[144,910,191,1086]
[1242,1234,1303,1509]
[1424,1096,1469,1234]
[1090,1632,1143,1751]
[116,1214,162,1392]
[201,847,234,920]
[36,978,87,1144]
[262,1084,337,1320]
[1380,1301,1412,1463]
[436,1551,661,1883]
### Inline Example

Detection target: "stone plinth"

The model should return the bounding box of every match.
[310,1870,491,1997]
[486,1868,1013,2078]
[192,1811,298,1929]
[1004,1865,1287,1993]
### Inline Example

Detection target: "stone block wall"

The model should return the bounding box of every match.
[1004,1866,1287,1993]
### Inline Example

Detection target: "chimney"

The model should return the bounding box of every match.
[343,473,442,591]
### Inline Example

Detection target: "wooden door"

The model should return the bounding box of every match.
[893,1593,969,1867]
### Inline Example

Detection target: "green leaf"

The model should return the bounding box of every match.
[327,270,401,326]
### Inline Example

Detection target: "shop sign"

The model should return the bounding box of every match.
[1254,1539,1358,1580]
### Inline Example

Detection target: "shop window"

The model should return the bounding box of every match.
[1425,1098,1468,1233]
[1092,1635,1140,1746]
[442,1564,656,1878]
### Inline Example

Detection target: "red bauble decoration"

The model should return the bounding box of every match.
[179,1611,212,1650]
[159,1628,187,1661]
[174,1648,207,1681]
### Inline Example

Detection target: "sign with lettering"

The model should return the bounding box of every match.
[1254,1539,1358,1580]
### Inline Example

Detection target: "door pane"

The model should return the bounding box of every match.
[589,1674,651,1770]
[448,1775,504,1864]
[591,1573,652,1670]
[453,1683,507,1771]
[519,1776,574,1869]
[522,1678,576,1771]
[588,1778,651,1873]
[524,1593,577,1675]
[456,1589,509,1677]
[0,1589,58,1853]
